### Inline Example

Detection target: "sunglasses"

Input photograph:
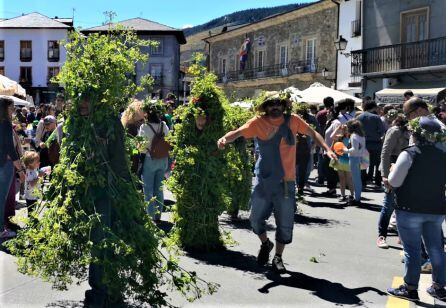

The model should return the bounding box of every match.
[265,100,284,108]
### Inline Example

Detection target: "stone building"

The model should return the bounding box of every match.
[205,0,338,99]
[82,18,186,99]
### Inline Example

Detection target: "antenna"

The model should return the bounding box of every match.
[72,8,76,24]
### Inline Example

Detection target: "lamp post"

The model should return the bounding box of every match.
[334,35,350,57]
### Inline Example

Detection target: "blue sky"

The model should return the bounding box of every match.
[1,0,315,29]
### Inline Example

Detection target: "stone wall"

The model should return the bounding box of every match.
[208,1,338,100]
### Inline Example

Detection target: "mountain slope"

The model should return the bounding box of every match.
[184,2,311,37]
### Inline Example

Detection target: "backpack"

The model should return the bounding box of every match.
[148,123,170,159]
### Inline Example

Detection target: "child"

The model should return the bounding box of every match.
[330,124,354,203]
[23,151,46,211]
[345,120,366,206]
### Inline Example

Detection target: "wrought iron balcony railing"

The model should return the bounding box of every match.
[351,36,446,75]
[216,59,318,83]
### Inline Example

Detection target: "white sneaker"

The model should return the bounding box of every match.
[376,236,389,249]
[0,229,17,239]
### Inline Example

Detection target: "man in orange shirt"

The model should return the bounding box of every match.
[218,92,336,273]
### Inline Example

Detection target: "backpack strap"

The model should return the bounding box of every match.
[147,123,164,137]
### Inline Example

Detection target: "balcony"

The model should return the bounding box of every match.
[216,59,318,83]
[351,19,361,38]
[351,36,446,76]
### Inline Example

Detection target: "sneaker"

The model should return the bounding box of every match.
[297,188,304,196]
[421,260,432,274]
[257,239,274,266]
[350,200,362,207]
[272,255,287,274]
[377,236,389,249]
[387,285,419,302]
[0,229,17,239]
[426,285,446,300]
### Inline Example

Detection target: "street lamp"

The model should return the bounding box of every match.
[334,35,350,57]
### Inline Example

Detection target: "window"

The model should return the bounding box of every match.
[20,41,32,62]
[257,50,265,71]
[0,41,4,61]
[401,8,429,43]
[47,67,60,83]
[150,64,163,85]
[0,67,4,75]
[279,45,288,68]
[257,35,266,47]
[306,38,317,71]
[19,67,32,85]
[48,41,60,61]
[219,58,227,74]
[151,38,163,55]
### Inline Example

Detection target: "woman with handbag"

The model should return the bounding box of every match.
[138,102,170,222]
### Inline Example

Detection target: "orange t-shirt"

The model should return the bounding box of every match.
[238,114,310,180]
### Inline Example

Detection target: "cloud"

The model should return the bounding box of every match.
[182,24,193,29]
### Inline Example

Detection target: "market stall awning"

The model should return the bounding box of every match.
[375,83,446,105]
[0,95,33,107]
[0,74,26,98]
[294,82,362,105]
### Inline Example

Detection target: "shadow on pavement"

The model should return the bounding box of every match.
[294,213,342,228]
[258,270,386,305]
[156,220,173,233]
[355,203,382,212]
[307,200,346,210]
[187,248,268,276]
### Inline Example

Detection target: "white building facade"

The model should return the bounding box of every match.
[335,0,362,96]
[0,13,72,103]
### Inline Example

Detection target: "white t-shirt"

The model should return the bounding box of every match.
[138,121,169,156]
[25,169,40,200]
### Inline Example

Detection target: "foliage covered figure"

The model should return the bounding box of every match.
[223,104,253,219]
[6,29,214,307]
[167,56,229,251]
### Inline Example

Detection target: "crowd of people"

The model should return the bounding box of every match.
[1,88,446,303]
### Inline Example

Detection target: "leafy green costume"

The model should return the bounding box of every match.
[6,30,214,307]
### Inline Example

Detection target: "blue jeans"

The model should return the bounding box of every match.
[0,160,14,231]
[349,156,362,201]
[378,191,395,237]
[250,181,296,244]
[396,210,446,288]
[141,156,168,220]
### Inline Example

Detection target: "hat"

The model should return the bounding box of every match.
[257,91,290,113]
[419,116,442,134]
[43,115,56,124]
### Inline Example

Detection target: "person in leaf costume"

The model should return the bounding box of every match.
[218,92,337,273]
[6,30,214,307]
[167,73,228,252]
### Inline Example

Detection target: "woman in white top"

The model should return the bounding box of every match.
[138,103,169,222]
[344,120,366,205]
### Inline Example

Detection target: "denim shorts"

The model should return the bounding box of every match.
[249,181,296,244]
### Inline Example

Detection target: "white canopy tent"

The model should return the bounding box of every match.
[294,82,362,105]
[230,101,254,109]
[0,95,33,107]
[0,74,26,98]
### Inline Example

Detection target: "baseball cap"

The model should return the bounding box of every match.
[43,115,56,124]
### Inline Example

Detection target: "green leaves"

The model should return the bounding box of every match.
[6,28,213,307]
